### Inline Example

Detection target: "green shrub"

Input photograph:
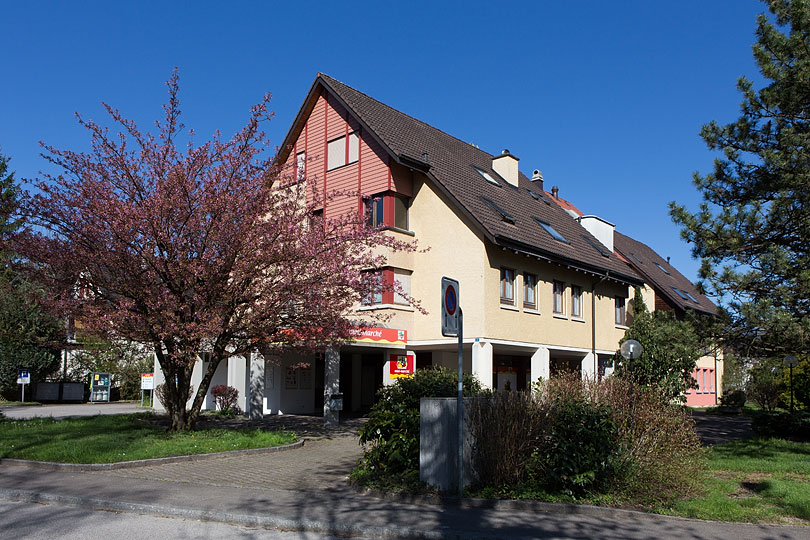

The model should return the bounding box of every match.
[356,367,481,485]
[720,389,746,409]
[751,410,810,441]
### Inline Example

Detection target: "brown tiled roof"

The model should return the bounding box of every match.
[302,74,642,285]
[613,231,718,316]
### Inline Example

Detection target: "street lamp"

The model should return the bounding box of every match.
[620,339,643,378]
[784,355,798,413]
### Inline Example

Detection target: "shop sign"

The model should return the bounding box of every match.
[141,373,154,390]
[390,352,415,378]
[348,327,407,346]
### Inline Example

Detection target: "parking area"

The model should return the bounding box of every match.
[0,402,147,420]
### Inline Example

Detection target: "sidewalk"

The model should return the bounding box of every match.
[0,415,805,539]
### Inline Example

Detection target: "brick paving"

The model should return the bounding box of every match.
[100,415,365,493]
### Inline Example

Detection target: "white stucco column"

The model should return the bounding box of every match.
[530,346,550,389]
[581,352,596,380]
[472,340,493,389]
[247,351,265,420]
[323,347,340,426]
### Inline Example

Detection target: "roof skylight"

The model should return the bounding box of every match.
[655,262,671,275]
[583,235,610,258]
[631,253,643,264]
[685,291,699,303]
[481,196,516,224]
[672,287,691,301]
[534,218,569,243]
[474,166,501,186]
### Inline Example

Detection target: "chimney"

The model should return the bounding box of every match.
[551,185,559,199]
[531,169,544,191]
[492,149,519,187]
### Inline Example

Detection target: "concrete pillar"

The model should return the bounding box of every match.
[248,351,265,420]
[323,347,340,426]
[581,352,596,380]
[351,354,361,411]
[472,341,493,389]
[530,346,550,389]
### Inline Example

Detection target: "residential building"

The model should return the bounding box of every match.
[153,73,719,417]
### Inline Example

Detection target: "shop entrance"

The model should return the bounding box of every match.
[339,351,384,413]
[493,355,531,391]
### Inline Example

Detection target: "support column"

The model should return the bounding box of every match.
[248,351,265,420]
[581,352,596,380]
[530,346,550,389]
[351,354,361,412]
[323,347,340,426]
[472,341,493,389]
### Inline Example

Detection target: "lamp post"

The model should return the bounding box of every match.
[784,355,798,413]
[620,339,643,378]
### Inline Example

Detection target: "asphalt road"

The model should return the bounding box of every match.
[0,500,367,540]
[0,402,147,420]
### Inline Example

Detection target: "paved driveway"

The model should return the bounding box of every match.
[0,402,147,420]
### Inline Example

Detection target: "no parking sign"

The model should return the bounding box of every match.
[441,277,459,337]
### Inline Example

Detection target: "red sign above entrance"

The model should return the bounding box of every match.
[348,327,407,346]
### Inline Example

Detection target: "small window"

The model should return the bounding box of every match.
[685,291,699,303]
[672,287,691,301]
[296,151,306,181]
[362,271,383,306]
[327,132,359,170]
[534,218,569,243]
[583,235,610,258]
[365,197,384,228]
[474,166,500,186]
[524,273,537,309]
[655,262,671,275]
[631,253,643,264]
[500,268,515,305]
[481,197,516,224]
[348,132,359,163]
[553,281,565,314]
[394,197,409,230]
[393,269,411,305]
[571,286,583,318]
[615,297,627,326]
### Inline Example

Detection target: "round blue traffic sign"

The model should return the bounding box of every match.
[445,284,457,315]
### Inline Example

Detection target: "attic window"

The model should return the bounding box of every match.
[631,253,643,264]
[474,166,501,186]
[534,217,569,243]
[685,291,699,303]
[526,188,551,204]
[672,287,691,301]
[583,235,610,258]
[481,196,515,224]
[655,262,671,275]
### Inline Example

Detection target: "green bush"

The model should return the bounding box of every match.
[356,367,481,485]
[751,410,810,441]
[720,389,746,409]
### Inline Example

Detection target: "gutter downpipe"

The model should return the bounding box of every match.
[592,271,610,379]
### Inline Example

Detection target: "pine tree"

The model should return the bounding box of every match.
[670,0,810,355]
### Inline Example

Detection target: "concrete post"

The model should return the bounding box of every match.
[530,346,550,389]
[581,352,596,380]
[324,347,340,426]
[248,351,265,419]
[472,340,493,389]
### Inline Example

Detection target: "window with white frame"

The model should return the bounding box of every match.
[615,297,627,326]
[362,271,383,306]
[296,151,306,181]
[500,268,515,305]
[327,131,359,170]
[393,269,411,305]
[571,285,583,318]
[524,273,537,309]
[553,281,565,314]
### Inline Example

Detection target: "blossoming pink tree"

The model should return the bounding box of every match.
[19,73,414,431]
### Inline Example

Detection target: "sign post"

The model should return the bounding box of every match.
[17,369,30,403]
[141,372,155,407]
[441,277,463,498]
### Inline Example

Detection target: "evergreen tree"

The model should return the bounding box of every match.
[614,289,701,401]
[670,0,810,357]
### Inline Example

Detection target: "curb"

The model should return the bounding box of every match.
[0,488,448,540]
[0,439,304,471]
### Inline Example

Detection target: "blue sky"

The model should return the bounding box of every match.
[0,1,767,286]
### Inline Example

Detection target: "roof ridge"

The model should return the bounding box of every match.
[318,73,502,164]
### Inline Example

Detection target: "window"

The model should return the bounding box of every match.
[583,235,610,258]
[553,281,565,314]
[534,218,569,243]
[481,196,516,224]
[571,286,583,318]
[655,262,670,275]
[394,196,409,230]
[327,131,359,170]
[365,197,384,228]
[474,166,500,186]
[362,271,383,306]
[524,273,537,309]
[296,151,306,181]
[393,270,411,305]
[615,297,627,326]
[500,268,515,305]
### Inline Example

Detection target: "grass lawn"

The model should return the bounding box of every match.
[0,413,297,464]
[660,438,810,524]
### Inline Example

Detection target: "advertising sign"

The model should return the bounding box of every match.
[347,327,407,346]
[141,373,154,390]
[389,352,415,379]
